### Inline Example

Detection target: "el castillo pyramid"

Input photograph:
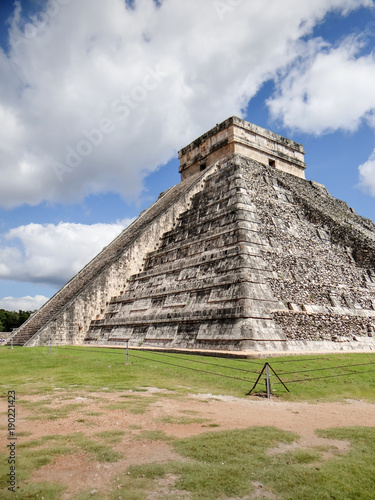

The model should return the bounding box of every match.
[7,116,375,352]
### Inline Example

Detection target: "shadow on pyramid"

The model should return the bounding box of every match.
[8,117,375,354]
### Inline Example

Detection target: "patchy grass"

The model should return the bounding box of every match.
[156,415,208,425]
[122,426,375,500]
[135,430,174,442]
[0,431,123,499]
[125,427,295,499]
[15,433,123,463]
[180,409,199,415]
[128,424,143,430]
[94,430,127,444]
[16,431,33,437]
[25,403,83,421]
[104,395,157,414]
[0,476,65,500]
[0,347,375,498]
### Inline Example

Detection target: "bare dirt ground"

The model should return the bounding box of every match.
[2,389,375,498]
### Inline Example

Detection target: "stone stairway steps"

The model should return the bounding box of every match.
[85,159,283,350]
[6,169,208,346]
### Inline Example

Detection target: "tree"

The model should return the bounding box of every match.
[0,309,34,331]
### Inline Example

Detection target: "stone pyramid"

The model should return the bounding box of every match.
[8,117,375,352]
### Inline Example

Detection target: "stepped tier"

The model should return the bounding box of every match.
[84,156,375,351]
[85,161,287,350]
[8,152,375,352]
[6,168,213,346]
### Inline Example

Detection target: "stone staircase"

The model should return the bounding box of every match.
[5,172,207,346]
[85,160,286,349]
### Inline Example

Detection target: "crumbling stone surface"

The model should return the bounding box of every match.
[7,169,213,346]
[86,159,286,350]
[8,149,375,352]
[240,156,375,347]
[273,311,375,342]
[85,155,375,351]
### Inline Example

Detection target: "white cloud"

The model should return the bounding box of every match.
[0,219,133,286]
[0,295,48,312]
[358,150,375,195]
[267,35,375,134]
[0,0,373,208]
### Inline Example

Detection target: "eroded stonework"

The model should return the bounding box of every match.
[84,156,375,351]
[179,116,306,180]
[7,117,375,352]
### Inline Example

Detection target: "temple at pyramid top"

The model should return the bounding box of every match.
[178,116,306,180]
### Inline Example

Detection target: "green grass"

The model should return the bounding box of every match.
[1,347,374,401]
[135,430,174,442]
[94,430,127,443]
[14,432,122,462]
[124,427,297,499]
[0,478,65,500]
[104,395,157,414]
[24,402,83,420]
[0,431,123,499]
[156,415,208,425]
[266,353,375,402]
[120,426,375,500]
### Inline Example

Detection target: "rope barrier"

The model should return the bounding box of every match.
[53,346,375,394]
[140,349,261,375]
[238,356,330,366]
[274,368,375,385]
[55,346,256,384]
[274,361,375,376]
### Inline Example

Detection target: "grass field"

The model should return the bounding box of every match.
[1,346,375,499]
[1,346,375,401]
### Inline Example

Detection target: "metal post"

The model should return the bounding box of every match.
[126,340,129,365]
[247,363,266,395]
[11,338,13,350]
[248,362,289,397]
[265,363,271,399]
[49,337,52,354]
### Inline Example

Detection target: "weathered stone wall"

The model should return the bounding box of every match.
[9,167,217,346]
[179,116,306,180]
[241,156,375,347]
[84,154,375,351]
[86,157,287,350]
[273,311,375,341]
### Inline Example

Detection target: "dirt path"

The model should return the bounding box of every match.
[2,390,375,498]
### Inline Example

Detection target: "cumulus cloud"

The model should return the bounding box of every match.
[0,295,48,312]
[358,150,375,195]
[0,0,373,208]
[0,219,133,286]
[267,35,375,134]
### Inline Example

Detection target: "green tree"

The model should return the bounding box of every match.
[0,310,6,332]
[0,309,34,331]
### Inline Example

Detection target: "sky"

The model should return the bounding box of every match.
[0,0,375,311]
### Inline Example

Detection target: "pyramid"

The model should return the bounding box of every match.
[8,117,375,352]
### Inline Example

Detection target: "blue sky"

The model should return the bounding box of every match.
[0,0,375,310]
